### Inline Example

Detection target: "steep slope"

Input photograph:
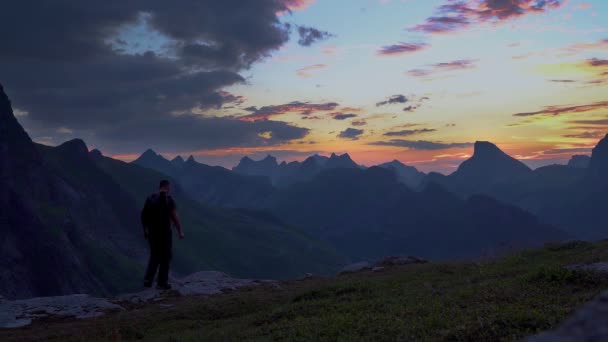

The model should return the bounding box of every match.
[269,167,565,261]
[95,153,344,279]
[0,84,140,299]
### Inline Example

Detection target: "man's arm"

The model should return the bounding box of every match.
[171,210,184,239]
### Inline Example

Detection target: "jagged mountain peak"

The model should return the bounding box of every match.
[57,139,89,156]
[472,141,505,157]
[186,155,196,163]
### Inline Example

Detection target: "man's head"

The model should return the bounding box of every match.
[159,179,171,193]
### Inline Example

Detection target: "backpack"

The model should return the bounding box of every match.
[141,192,173,234]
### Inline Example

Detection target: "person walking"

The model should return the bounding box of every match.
[141,179,184,289]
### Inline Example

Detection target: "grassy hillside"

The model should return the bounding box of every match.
[5,241,608,341]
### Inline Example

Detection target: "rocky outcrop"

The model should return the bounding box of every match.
[567,155,590,169]
[0,271,271,329]
[525,291,608,341]
[376,256,428,267]
[339,262,371,274]
[0,294,123,328]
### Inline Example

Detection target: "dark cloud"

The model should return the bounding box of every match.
[513,101,608,117]
[98,115,310,154]
[588,58,608,67]
[239,101,340,121]
[383,128,436,137]
[351,119,367,126]
[297,26,334,46]
[370,139,472,150]
[376,95,408,107]
[568,119,608,126]
[408,59,477,77]
[338,128,364,140]
[330,112,358,120]
[409,0,563,34]
[0,0,314,152]
[549,79,576,83]
[377,42,428,56]
[563,131,606,139]
[542,147,593,155]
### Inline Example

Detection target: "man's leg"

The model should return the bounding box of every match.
[144,239,160,287]
[157,232,173,287]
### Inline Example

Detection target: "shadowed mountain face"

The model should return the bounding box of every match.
[377,160,426,188]
[0,84,343,299]
[267,167,566,261]
[568,155,591,169]
[424,136,608,240]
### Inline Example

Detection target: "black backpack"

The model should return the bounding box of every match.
[141,193,172,233]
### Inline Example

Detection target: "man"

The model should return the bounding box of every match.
[141,179,184,289]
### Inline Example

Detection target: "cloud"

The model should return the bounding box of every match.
[568,119,608,126]
[338,128,364,140]
[0,0,314,152]
[281,0,316,11]
[513,101,608,117]
[377,94,429,113]
[383,128,437,137]
[376,94,408,106]
[296,64,327,78]
[407,59,478,77]
[239,101,340,121]
[297,26,334,46]
[409,0,564,34]
[352,119,367,126]
[97,115,309,154]
[563,131,606,139]
[369,139,473,150]
[330,112,358,120]
[377,42,428,56]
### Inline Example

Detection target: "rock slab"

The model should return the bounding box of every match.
[0,294,123,328]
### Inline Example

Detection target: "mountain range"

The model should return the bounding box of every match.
[0,84,342,299]
[3,81,606,300]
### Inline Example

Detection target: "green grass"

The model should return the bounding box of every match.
[4,240,608,341]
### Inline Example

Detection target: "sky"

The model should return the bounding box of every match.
[2,0,607,173]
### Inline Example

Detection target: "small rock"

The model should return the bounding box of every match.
[376,256,428,267]
[339,262,371,275]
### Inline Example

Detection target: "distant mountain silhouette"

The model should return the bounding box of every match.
[377,160,426,188]
[568,155,590,169]
[440,141,532,195]
[134,150,274,208]
[233,152,361,187]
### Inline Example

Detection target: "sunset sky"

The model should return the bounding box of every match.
[4,0,608,173]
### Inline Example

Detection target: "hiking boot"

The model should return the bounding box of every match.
[156,283,172,290]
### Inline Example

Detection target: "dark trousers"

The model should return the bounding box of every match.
[144,229,172,285]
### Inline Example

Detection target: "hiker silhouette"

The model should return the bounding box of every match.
[140,179,184,290]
